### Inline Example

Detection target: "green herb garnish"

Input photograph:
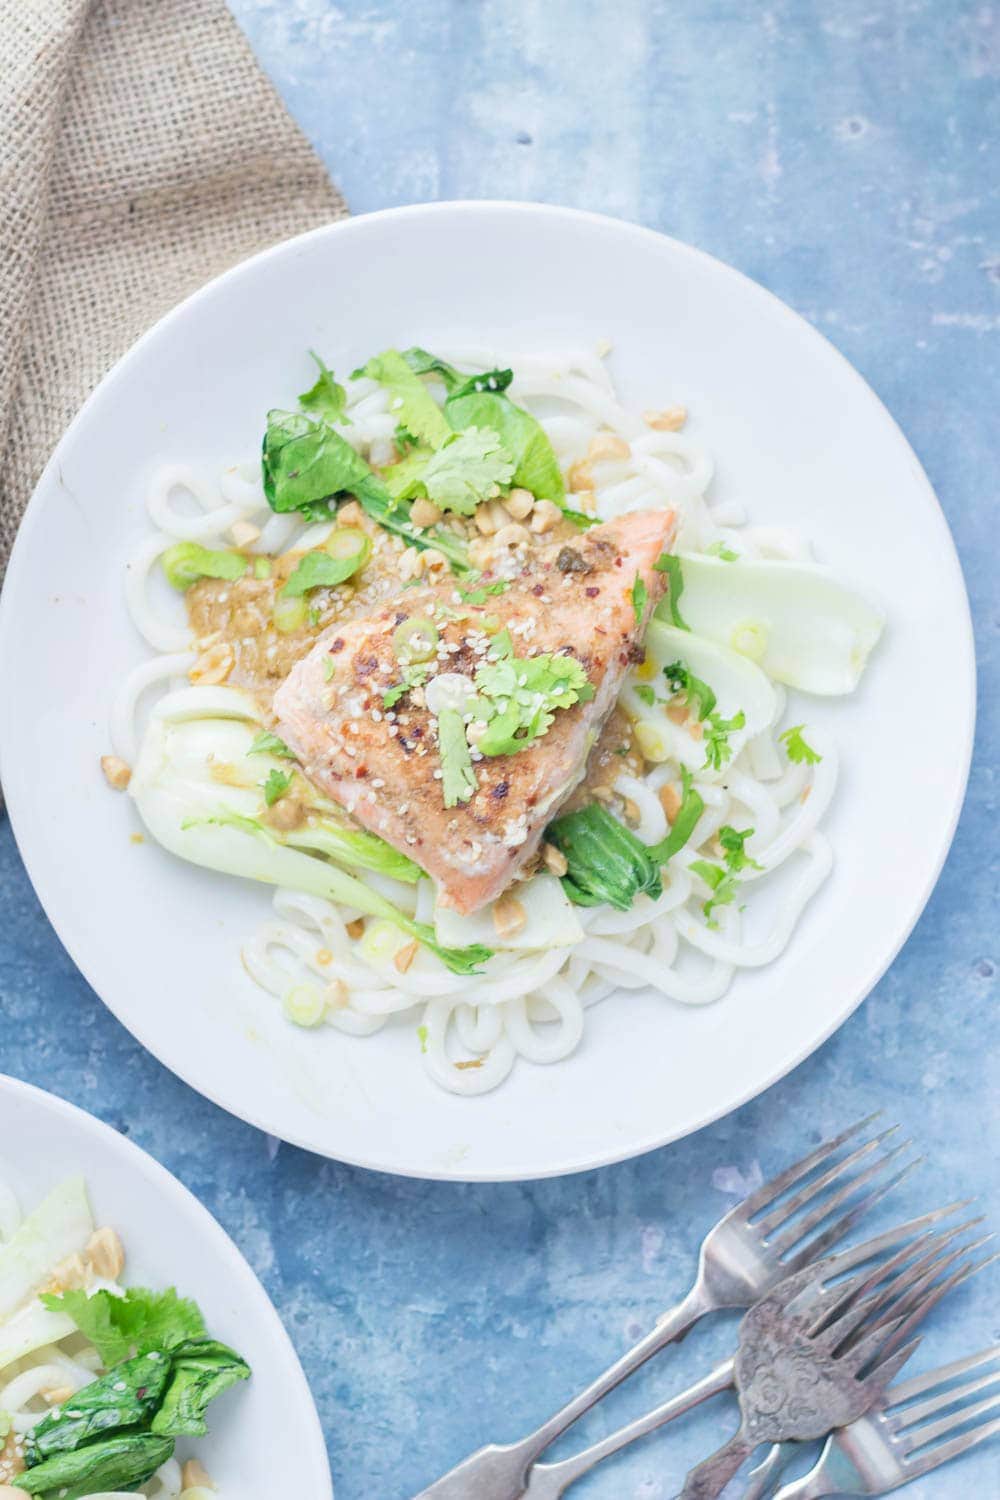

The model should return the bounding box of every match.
[438,707,477,807]
[299,350,348,424]
[718,824,763,873]
[634,684,657,707]
[263,769,293,806]
[706,541,739,561]
[248,731,294,759]
[160,542,247,591]
[472,642,594,757]
[654,553,689,628]
[631,573,648,626]
[355,347,452,448]
[780,724,822,765]
[459,580,509,604]
[689,858,739,923]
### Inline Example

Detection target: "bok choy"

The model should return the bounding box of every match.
[130,706,492,975]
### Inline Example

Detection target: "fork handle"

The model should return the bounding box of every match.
[526,1358,735,1496]
[741,1442,799,1500]
[511,1282,710,1469]
[679,1427,758,1500]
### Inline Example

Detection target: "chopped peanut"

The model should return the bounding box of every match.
[530,500,562,534]
[338,500,365,527]
[588,432,631,461]
[325,978,349,1010]
[468,537,497,570]
[315,947,333,967]
[474,502,497,535]
[567,459,594,493]
[100,755,131,791]
[85,1226,125,1280]
[228,519,261,548]
[42,1252,88,1294]
[494,522,530,548]
[643,405,687,431]
[658,783,682,823]
[345,917,365,939]
[181,1458,216,1490]
[502,487,535,520]
[398,545,424,582]
[542,842,568,877]
[41,1385,74,1405]
[421,548,448,574]
[394,940,419,974]
[189,642,234,686]
[410,498,443,528]
[492,893,527,939]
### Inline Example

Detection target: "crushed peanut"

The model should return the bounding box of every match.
[658,783,682,823]
[410,497,443,528]
[530,500,562,534]
[394,940,419,974]
[315,947,333,967]
[325,978,349,1010]
[228,519,261,548]
[643,405,687,431]
[398,546,424,582]
[41,1385,75,1406]
[189,641,234,686]
[542,842,568,877]
[588,432,631,461]
[345,917,365,939]
[421,548,448,574]
[85,1226,125,1280]
[42,1252,89,1294]
[494,522,530,548]
[338,500,365,527]
[492,893,527,939]
[502,487,535,520]
[100,755,131,791]
[181,1458,216,1490]
[567,459,594,493]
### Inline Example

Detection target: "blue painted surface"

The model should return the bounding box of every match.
[2,2,998,1495]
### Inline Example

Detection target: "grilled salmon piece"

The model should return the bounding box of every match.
[274,509,676,914]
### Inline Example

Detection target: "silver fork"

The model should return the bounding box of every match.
[677,1218,993,1500]
[411,1116,915,1500]
[519,1209,979,1499]
[767,1344,1000,1497]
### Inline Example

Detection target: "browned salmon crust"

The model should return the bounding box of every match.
[273,509,676,913]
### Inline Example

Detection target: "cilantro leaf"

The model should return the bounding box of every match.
[417,1023,429,1053]
[646,766,705,865]
[664,660,717,721]
[689,859,739,923]
[473,647,594,756]
[780,724,822,765]
[382,663,431,708]
[298,351,348,424]
[718,824,763,873]
[355,348,452,449]
[40,1287,206,1368]
[459,581,509,604]
[323,656,336,682]
[634,684,657,707]
[631,573,648,626]
[263,769,293,806]
[654,554,689,628]
[438,707,477,807]
[281,547,368,597]
[419,428,515,516]
[248,731,294,759]
[703,709,746,771]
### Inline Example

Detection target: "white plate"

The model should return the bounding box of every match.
[0,1074,332,1497]
[0,203,974,1182]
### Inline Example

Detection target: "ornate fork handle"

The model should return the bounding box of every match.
[680,1427,759,1500]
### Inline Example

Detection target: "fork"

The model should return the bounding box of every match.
[411,1117,913,1500]
[518,1209,980,1499]
[767,1344,1000,1497]
[677,1219,994,1500]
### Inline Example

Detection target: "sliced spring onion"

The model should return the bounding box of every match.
[161,542,247,591]
[272,594,309,633]
[283,982,327,1027]
[392,616,439,663]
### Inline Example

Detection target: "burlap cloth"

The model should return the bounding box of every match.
[0,0,347,581]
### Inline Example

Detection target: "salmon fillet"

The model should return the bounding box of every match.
[273,509,676,914]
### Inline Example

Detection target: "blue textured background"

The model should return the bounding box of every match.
[2,2,998,1495]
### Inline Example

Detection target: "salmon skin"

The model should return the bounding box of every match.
[273,509,676,914]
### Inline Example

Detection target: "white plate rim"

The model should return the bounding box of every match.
[0,1071,333,1494]
[0,201,977,1181]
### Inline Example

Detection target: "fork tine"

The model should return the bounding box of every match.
[738,1114,884,1218]
[904,1414,1000,1478]
[889,1345,1000,1406]
[756,1128,903,1237]
[892,1365,1000,1428]
[831,1230,990,1346]
[865,1245,998,1371]
[781,1162,924,1272]
[788,1200,970,1282]
[766,1141,912,1254]
[806,1227,944,1334]
[900,1391,1000,1452]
